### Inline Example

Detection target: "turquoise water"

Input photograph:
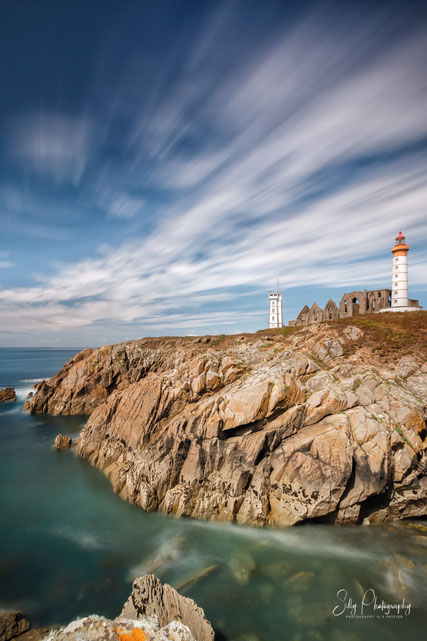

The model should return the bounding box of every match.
[0,348,426,641]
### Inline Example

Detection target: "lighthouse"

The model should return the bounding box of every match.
[268,281,283,328]
[378,230,422,313]
[391,231,409,308]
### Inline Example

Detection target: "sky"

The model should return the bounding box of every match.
[0,0,426,347]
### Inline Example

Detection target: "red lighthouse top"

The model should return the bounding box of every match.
[392,230,409,254]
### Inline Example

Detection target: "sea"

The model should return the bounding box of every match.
[0,347,426,640]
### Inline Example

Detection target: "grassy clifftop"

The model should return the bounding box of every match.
[257,311,427,364]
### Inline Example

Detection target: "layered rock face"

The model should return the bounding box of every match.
[28,317,427,526]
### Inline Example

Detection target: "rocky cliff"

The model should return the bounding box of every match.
[28,313,427,526]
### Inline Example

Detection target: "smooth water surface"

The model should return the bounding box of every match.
[0,348,426,641]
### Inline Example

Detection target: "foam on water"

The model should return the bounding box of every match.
[189,516,378,561]
[15,385,34,402]
[48,525,110,551]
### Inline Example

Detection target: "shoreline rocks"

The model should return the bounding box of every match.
[0,611,30,641]
[0,576,214,641]
[0,388,16,404]
[27,319,427,527]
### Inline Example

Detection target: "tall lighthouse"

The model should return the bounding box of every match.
[381,230,422,313]
[391,230,409,308]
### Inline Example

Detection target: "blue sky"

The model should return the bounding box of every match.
[0,0,426,347]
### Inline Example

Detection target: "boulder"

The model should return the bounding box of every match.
[53,435,73,450]
[395,357,418,379]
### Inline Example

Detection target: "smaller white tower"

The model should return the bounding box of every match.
[268,281,283,328]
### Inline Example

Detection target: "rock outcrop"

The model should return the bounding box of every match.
[0,576,212,641]
[28,314,427,526]
[0,612,30,641]
[53,435,73,450]
[121,575,214,641]
[0,387,16,403]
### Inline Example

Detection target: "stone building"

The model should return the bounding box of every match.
[289,289,392,327]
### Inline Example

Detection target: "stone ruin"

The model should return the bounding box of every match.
[289,289,392,326]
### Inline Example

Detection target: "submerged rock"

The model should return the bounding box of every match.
[0,388,16,404]
[229,553,256,585]
[174,564,219,593]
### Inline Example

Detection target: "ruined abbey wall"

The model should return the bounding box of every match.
[289,289,392,327]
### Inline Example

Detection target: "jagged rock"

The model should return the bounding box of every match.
[0,388,16,403]
[0,611,30,641]
[53,434,73,450]
[28,318,427,526]
[48,573,210,641]
[121,575,214,641]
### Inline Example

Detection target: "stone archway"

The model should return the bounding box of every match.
[352,297,359,315]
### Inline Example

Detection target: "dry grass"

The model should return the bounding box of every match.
[109,311,426,362]
[330,311,427,362]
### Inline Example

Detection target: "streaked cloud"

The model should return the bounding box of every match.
[0,1,426,344]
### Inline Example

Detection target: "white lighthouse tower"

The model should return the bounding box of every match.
[378,230,422,313]
[268,281,283,328]
[391,230,409,307]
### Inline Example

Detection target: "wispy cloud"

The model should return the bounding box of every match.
[104,194,144,220]
[1,2,426,343]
